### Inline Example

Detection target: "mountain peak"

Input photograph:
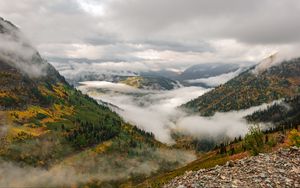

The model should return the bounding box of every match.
[0,17,19,33]
[0,17,64,81]
[252,52,280,74]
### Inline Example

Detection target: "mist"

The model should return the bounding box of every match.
[186,67,245,87]
[0,148,195,187]
[0,18,47,78]
[78,81,274,144]
[79,82,209,143]
[252,49,300,74]
[175,103,275,142]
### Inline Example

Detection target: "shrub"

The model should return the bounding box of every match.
[244,126,264,155]
[36,113,47,120]
[287,129,300,147]
[0,96,16,107]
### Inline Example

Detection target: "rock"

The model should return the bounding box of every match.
[164,147,300,188]
[226,160,234,167]
[291,166,300,173]
[260,173,267,178]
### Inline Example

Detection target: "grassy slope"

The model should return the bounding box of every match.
[183,59,300,116]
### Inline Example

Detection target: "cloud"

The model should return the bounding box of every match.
[108,0,300,45]
[0,160,84,187]
[186,67,246,87]
[252,48,300,74]
[175,104,273,141]
[1,0,299,71]
[0,148,195,187]
[0,18,48,78]
[78,81,210,143]
[78,81,276,144]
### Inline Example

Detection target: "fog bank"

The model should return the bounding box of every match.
[79,81,274,144]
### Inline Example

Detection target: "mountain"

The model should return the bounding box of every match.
[0,18,193,187]
[141,63,244,88]
[51,62,181,90]
[141,69,181,80]
[183,57,300,116]
[180,63,240,80]
[0,16,157,163]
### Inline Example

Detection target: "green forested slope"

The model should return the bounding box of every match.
[183,58,300,116]
[246,95,300,128]
[0,17,162,171]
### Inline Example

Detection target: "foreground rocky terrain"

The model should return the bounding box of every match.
[165,147,300,188]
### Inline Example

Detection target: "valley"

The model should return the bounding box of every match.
[1,1,300,187]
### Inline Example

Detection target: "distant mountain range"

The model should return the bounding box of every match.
[140,63,246,88]
[180,63,240,80]
[52,60,248,89]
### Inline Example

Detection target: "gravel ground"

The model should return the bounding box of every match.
[164,147,300,188]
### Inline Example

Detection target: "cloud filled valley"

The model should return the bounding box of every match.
[1,1,300,187]
[78,80,275,145]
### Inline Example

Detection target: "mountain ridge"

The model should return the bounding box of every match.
[183,57,300,116]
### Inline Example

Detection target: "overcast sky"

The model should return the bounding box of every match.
[1,0,300,71]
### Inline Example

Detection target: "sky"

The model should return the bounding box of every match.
[1,0,300,72]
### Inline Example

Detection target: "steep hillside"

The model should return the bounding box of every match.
[183,58,300,116]
[0,18,195,187]
[0,16,158,164]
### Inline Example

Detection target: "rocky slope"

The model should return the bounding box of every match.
[165,147,300,188]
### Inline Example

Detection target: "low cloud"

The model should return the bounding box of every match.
[0,18,48,78]
[78,81,274,144]
[0,161,83,187]
[0,148,195,187]
[176,104,273,142]
[79,82,209,143]
[186,67,246,87]
[252,49,300,74]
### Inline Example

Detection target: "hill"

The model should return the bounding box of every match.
[183,57,300,116]
[119,76,181,90]
[0,17,194,187]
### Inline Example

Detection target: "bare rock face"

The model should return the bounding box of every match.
[164,147,300,188]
